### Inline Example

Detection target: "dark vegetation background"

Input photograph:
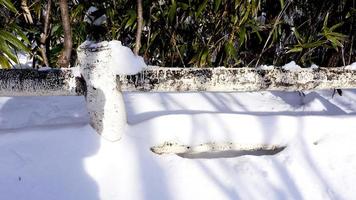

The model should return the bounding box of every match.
[0,0,355,68]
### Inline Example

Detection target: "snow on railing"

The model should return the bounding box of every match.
[1,67,356,96]
[1,43,355,142]
[119,67,356,92]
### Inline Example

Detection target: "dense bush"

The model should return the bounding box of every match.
[1,0,355,68]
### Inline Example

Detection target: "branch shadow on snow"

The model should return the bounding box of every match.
[0,95,101,200]
[124,90,356,199]
[125,90,356,124]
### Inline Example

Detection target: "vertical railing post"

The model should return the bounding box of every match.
[77,43,127,141]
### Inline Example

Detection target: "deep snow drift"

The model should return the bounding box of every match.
[1,90,356,200]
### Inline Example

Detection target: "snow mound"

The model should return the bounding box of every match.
[108,40,147,75]
[257,64,274,70]
[310,64,319,69]
[38,66,52,71]
[282,61,301,71]
[345,62,356,70]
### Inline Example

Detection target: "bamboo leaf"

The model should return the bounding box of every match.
[323,12,329,29]
[239,3,251,26]
[0,55,11,69]
[239,27,246,47]
[0,0,17,13]
[197,0,208,17]
[10,24,30,44]
[214,0,222,12]
[224,41,237,57]
[329,22,344,31]
[125,10,137,29]
[287,47,303,53]
[301,40,326,48]
[168,0,177,23]
[177,2,189,10]
[0,38,18,63]
[200,48,209,67]
[0,30,30,52]
[291,27,304,44]
[279,0,285,8]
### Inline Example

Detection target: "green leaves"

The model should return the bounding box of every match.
[0,0,352,68]
[214,0,222,12]
[320,12,347,50]
[168,0,177,23]
[197,0,208,18]
[124,10,137,30]
[286,10,349,66]
[0,30,30,68]
[0,0,17,13]
[0,30,30,52]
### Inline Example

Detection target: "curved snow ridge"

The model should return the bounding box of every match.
[150,141,286,158]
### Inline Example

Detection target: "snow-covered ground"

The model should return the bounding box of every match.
[1,90,356,200]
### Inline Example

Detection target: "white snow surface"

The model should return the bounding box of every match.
[77,40,147,75]
[10,51,33,69]
[257,64,274,70]
[282,61,301,71]
[1,90,356,200]
[344,62,356,70]
[310,63,319,69]
[108,40,147,75]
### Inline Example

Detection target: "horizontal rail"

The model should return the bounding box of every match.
[119,67,356,92]
[0,69,85,96]
[0,67,355,96]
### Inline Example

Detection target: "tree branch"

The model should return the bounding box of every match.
[134,0,143,55]
[39,0,52,67]
[58,0,72,68]
[21,0,33,24]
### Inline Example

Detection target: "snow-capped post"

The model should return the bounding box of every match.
[77,42,127,141]
[77,39,146,141]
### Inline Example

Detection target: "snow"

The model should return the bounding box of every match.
[257,64,274,70]
[78,40,148,75]
[310,63,319,69]
[344,62,356,70]
[1,90,356,200]
[282,61,301,71]
[108,40,147,75]
[37,66,52,71]
[11,51,32,69]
